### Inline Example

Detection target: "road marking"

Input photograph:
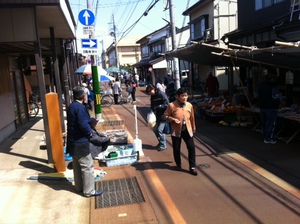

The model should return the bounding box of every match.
[228,152,300,199]
[144,163,187,224]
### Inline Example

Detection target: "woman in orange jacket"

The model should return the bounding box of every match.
[164,88,197,176]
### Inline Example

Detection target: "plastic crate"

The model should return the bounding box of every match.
[103,153,137,167]
[101,144,137,167]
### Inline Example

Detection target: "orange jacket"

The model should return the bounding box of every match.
[164,100,196,137]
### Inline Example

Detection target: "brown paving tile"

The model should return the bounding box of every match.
[90,165,158,224]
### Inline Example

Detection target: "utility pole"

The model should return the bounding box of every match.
[87,0,95,65]
[112,14,120,69]
[86,0,103,121]
[169,0,180,89]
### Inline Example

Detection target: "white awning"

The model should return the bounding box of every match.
[150,57,167,69]
[152,59,167,69]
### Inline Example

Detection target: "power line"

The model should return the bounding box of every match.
[119,0,160,41]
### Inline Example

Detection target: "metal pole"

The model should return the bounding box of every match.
[87,0,102,120]
[87,0,95,65]
[169,0,180,89]
[112,14,120,69]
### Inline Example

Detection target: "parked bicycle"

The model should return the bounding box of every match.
[100,90,114,107]
[28,92,39,118]
[119,91,133,104]
[100,89,132,107]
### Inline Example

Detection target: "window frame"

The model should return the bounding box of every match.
[255,0,285,10]
[190,15,209,41]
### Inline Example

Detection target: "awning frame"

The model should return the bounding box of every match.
[166,41,300,70]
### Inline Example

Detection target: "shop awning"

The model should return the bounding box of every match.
[132,58,152,67]
[166,42,244,67]
[166,41,300,70]
[222,42,300,69]
[150,57,167,69]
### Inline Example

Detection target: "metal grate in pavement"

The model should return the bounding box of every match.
[95,177,145,209]
[103,120,124,126]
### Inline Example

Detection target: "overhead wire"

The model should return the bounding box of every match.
[119,0,160,41]
[118,0,141,34]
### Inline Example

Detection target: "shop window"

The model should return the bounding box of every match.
[141,45,149,57]
[255,0,284,10]
[190,15,208,41]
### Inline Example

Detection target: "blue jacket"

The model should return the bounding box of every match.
[67,101,92,156]
[258,81,280,109]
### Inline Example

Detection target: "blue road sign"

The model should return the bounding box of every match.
[78,9,95,26]
[81,39,97,48]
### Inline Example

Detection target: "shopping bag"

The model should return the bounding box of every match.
[163,122,171,134]
[147,111,156,129]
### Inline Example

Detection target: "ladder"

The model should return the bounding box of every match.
[290,0,300,21]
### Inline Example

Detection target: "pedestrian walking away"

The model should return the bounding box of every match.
[66,86,103,197]
[112,77,121,104]
[88,85,95,114]
[164,72,173,87]
[205,71,219,97]
[156,78,165,93]
[127,79,137,103]
[146,84,169,151]
[164,88,198,176]
[258,73,281,144]
[82,82,90,109]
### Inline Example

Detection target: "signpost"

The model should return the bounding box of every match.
[81,39,97,48]
[78,9,95,26]
[81,39,98,55]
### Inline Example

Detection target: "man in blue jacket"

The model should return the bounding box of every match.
[67,86,102,197]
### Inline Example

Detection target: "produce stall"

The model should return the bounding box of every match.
[195,97,252,127]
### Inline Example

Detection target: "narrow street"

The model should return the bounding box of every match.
[91,86,300,223]
[1,86,300,224]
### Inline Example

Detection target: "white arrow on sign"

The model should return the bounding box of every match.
[83,10,90,26]
[82,39,97,48]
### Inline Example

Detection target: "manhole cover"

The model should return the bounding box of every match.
[198,164,210,169]
[104,120,124,126]
[95,177,145,209]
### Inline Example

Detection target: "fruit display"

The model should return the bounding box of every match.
[219,120,248,127]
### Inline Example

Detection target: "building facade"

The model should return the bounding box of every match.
[0,1,78,162]
[105,36,141,72]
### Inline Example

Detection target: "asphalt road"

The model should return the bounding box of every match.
[122,87,300,223]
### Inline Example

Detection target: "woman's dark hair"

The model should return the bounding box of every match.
[176,87,189,96]
[146,84,155,93]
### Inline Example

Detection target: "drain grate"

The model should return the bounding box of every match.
[95,177,145,209]
[104,120,124,126]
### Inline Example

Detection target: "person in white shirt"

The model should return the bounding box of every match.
[156,78,165,93]
[82,83,90,108]
[134,74,139,86]
[112,77,121,104]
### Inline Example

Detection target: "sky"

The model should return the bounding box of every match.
[69,0,199,53]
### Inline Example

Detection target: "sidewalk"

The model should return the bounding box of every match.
[0,98,157,224]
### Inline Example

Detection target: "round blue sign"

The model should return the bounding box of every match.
[78,9,95,26]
